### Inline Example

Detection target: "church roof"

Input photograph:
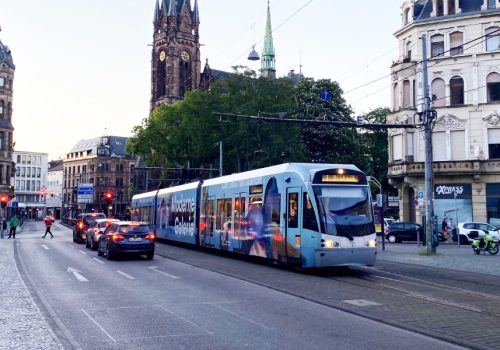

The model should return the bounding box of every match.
[160,0,190,17]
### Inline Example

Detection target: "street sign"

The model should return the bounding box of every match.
[320,90,331,101]
[418,191,424,199]
[77,183,93,204]
[11,202,18,208]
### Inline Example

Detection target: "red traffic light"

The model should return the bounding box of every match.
[104,192,114,201]
[0,195,8,208]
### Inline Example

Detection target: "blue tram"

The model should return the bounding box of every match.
[131,163,377,268]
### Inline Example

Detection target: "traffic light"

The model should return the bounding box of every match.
[50,192,55,198]
[40,191,45,199]
[104,192,114,202]
[0,195,8,208]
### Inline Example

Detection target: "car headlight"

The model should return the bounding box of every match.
[325,240,334,248]
[367,239,377,248]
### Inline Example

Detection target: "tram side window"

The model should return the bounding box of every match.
[288,193,298,228]
[233,197,246,236]
[303,193,318,231]
[206,199,215,234]
[216,199,232,230]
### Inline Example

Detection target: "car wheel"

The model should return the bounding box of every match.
[388,235,397,243]
[106,244,114,260]
[459,235,469,245]
[97,243,103,256]
[85,236,91,249]
[90,239,97,250]
[146,252,154,260]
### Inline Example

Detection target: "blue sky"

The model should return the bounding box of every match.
[0,0,403,160]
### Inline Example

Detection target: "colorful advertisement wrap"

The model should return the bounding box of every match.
[434,184,472,232]
[156,190,196,244]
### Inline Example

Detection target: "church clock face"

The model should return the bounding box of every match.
[159,50,166,62]
[180,51,190,61]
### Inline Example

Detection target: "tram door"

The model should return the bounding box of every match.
[233,193,246,252]
[286,188,302,262]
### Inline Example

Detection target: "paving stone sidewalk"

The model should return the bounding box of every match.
[377,240,500,276]
[0,232,63,350]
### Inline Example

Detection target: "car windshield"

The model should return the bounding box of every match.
[313,185,374,238]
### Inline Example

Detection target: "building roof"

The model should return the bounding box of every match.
[69,136,130,157]
[0,38,15,69]
[414,0,494,22]
[48,159,63,171]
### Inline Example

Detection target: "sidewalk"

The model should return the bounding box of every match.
[0,226,63,350]
[377,240,500,276]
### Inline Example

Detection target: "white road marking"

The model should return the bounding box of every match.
[41,245,50,250]
[81,309,116,343]
[92,258,105,264]
[67,267,89,282]
[157,305,213,335]
[117,270,135,280]
[78,250,87,255]
[208,303,273,330]
[148,266,179,279]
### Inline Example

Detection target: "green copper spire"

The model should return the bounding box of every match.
[261,0,275,78]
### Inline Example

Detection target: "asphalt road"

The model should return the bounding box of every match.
[13,220,462,350]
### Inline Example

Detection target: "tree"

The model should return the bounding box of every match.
[295,78,368,169]
[362,107,390,182]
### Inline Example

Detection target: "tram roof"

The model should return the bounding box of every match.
[157,181,201,195]
[202,163,360,187]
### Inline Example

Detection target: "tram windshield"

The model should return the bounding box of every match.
[314,186,374,238]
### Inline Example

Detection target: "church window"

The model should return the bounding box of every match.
[450,32,463,56]
[487,72,500,103]
[431,34,444,58]
[179,61,192,98]
[431,78,446,107]
[448,0,456,14]
[450,76,464,106]
[486,27,500,52]
[156,56,166,98]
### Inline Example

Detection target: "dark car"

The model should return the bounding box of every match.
[97,221,155,260]
[385,222,424,243]
[73,213,106,244]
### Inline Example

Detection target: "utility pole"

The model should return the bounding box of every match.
[422,34,437,254]
[219,141,223,176]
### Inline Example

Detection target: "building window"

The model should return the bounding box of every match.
[436,0,444,16]
[487,72,500,102]
[448,0,456,14]
[27,155,31,164]
[402,80,411,108]
[392,134,403,162]
[22,155,25,164]
[450,76,464,106]
[488,0,496,10]
[15,180,19,189]
[0,101,3,119]
[393,83,399,111]
[36,181,40,191]
[16,167,19,176]
[403,8,410,25]
[26,180,31,191]
[432,131,447,161]
[0,131,3,151]
[486,27,500,52]
[431,34,445,58]
[488,129,500,159]
[431,78,446,107]
[450,31,463,56]
[451,130,465,160]
[21,167,25,177]
[37,168,41,177]
[0,77,4,87]
[26,167,31,177]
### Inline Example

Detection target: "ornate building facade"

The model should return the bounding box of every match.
[150,0,201,110]
[0,30,15,197]
[388,0,500,227]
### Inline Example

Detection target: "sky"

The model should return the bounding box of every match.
[0,0,403,161]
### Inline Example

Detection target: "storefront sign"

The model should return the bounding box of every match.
[434,184,471,199]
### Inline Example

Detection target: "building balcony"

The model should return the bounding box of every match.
[388,159,499,179]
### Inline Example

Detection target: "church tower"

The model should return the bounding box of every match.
[151,0,201,111]
[261,1,276,79]
[0,27,15,196]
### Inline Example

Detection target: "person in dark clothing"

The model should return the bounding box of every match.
[42,215,54,238]
[8,215,19,239]
[441,217,448,238]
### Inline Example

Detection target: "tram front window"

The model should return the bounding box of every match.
[314,186,373,237]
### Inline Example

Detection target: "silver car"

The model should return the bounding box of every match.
[85,219,120,250]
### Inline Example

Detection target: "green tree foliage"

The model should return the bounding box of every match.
[295,78,368,170]
[127,68,303,179]
[362,107,390,183]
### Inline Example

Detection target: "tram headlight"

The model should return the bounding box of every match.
[325,240,334,248]
[367,239,377,248]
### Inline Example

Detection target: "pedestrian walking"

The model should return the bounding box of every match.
[0,217,6,239]
[8,214,19,239]
[42,215,54,239]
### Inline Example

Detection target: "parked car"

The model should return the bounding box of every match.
[385,222,424,243]
[97,221,155,260]
[85,218,120,250]
[384,218,396,234]
[452,222,500,244]
[73,213,106,244]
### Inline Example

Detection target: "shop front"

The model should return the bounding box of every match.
[434,184,472,230]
